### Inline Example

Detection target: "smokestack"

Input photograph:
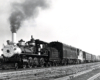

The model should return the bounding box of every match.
[12,32,16,44]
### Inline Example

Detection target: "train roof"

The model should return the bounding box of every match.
[35,39,48,44]
[50,41,77,50]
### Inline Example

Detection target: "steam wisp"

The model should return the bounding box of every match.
[9,0,50,32]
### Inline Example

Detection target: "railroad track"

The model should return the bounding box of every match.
[0,62,99,73]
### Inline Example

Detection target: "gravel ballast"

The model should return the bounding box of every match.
[0,62,100,80]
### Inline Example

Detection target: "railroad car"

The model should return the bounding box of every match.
[48,47,60,66]
[91,54,96,62]
[83,51,92,63]
[49,41,78,65]
[96,56,100,62]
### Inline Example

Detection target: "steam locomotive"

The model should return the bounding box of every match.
[0,36,99,69]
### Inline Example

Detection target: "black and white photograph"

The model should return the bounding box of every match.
[0,0,100,80]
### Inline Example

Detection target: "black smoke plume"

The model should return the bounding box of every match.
[9,0,50,32]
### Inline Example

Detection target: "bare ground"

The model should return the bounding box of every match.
[0,62,100,80]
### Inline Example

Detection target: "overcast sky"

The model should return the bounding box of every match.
[0,0,100,56]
